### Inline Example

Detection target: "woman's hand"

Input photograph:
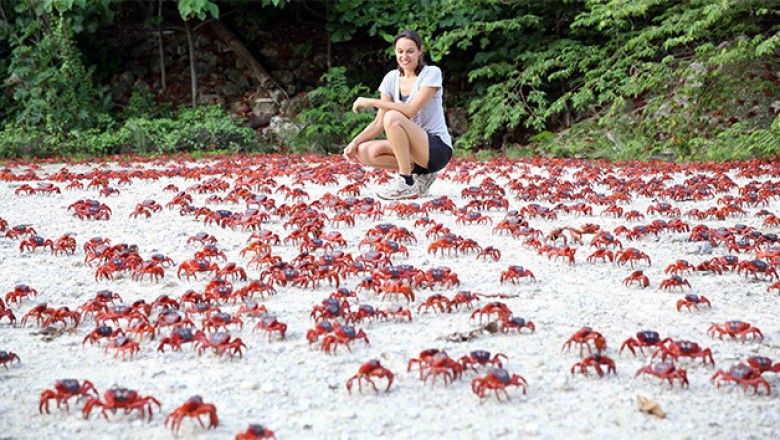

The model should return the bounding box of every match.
[352,97,374,113]
[343,141,358,162]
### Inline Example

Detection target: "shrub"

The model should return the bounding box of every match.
[290,67,376,154]
[0,105,272,159]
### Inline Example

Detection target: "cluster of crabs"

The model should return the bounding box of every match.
[36,378,273,438]
[1,153,780,438]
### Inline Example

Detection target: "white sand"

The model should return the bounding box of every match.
[0,155,778,440]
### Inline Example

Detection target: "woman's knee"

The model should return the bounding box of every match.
[383,110,407,130]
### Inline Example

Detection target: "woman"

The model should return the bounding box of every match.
[343,30,453,200]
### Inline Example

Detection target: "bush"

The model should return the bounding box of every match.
[290,67,376,154]
[0,105,273,159]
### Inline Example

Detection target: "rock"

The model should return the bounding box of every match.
[198,94,226,108]
[447,107,469,136]
[280,94,305,116]
[252,98,279,116]
[687,241,713,255]
[268,115,301,140]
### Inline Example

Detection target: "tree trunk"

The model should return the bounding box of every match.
[184,19,197,108]
[208,19,286,102]
[158,0,166,92]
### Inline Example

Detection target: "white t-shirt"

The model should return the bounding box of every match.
[378,65,453,149]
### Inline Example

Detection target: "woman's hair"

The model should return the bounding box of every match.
[393,30,426,76]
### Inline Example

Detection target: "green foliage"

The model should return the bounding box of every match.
[0,105,270,159]
[1,0,112,134]
[123,88,172,120]
[177,0,219,21]
[290,67,375,154]
[327,0,778,159]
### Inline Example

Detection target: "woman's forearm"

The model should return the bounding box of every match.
[352,119,384,145]
[369,99,415,119]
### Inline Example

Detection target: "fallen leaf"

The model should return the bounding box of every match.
[637,395,665,419]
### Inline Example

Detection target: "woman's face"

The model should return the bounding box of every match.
[395,37,422,72]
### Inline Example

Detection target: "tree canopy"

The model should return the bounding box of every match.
[0,0,778,160]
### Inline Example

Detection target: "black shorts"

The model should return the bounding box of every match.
[413,133,452,174]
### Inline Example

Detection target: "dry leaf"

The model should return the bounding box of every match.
[637,395,665,419]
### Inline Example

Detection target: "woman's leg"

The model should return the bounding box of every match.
[382,110,430,175]
[355,140,400,170]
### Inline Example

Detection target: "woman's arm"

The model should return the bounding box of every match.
[343,94,393,162]
[352,86,437,119]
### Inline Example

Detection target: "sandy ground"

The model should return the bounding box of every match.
[0,155,778,440]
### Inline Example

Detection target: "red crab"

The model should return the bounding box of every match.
[711,364,771,395]
[417,294,453,314]
[499,265,536,284]
[202,312,244,332]
[196,331,247,358]
[620,330,663,356]
[470,302,512,323]
[177,259,220,280]
[647,202,680,217]
[378,280,415,303]
[664,259,694,275]
[747,356,780,375]
[562,327,607,356]
[39,379,98,414]
[456,211,493,225]
[737,259,778,280]
[346,360,394,394]
[5,284,39,304]
[571,355,617,377]
[236,424,276,440]
[104,336,141,360]
[236,301,268,319]
[420,352,464,386]
[471,368,527,402]
[450,291,480,310]
[52,233,77,255]
[676,294,711,312]
[614,248,651,268]
[0,350,20,369]
[660,275,692,291]
[5,224,37,239]
[380,305,413,322]
[321,325,369,354]
[82,387,161,421]
[635,362,689,388]
[623,270,650,288]
[459,350,508,372]
[707,321,763,342]
[254,314,287,341]
[19,235,54,253]
[157,327,202,353]
[499,315,536,334]
[407,349,447,377]
[82,325,125,346]
[306,320,337,344]
[652,339,714,365]
[587,249,614,263]
[164,395,219,434]
[0,306,15,325]
[476,246,501,261]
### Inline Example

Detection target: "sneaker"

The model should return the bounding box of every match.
[414,172,438,197]
[377,178,419,200]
